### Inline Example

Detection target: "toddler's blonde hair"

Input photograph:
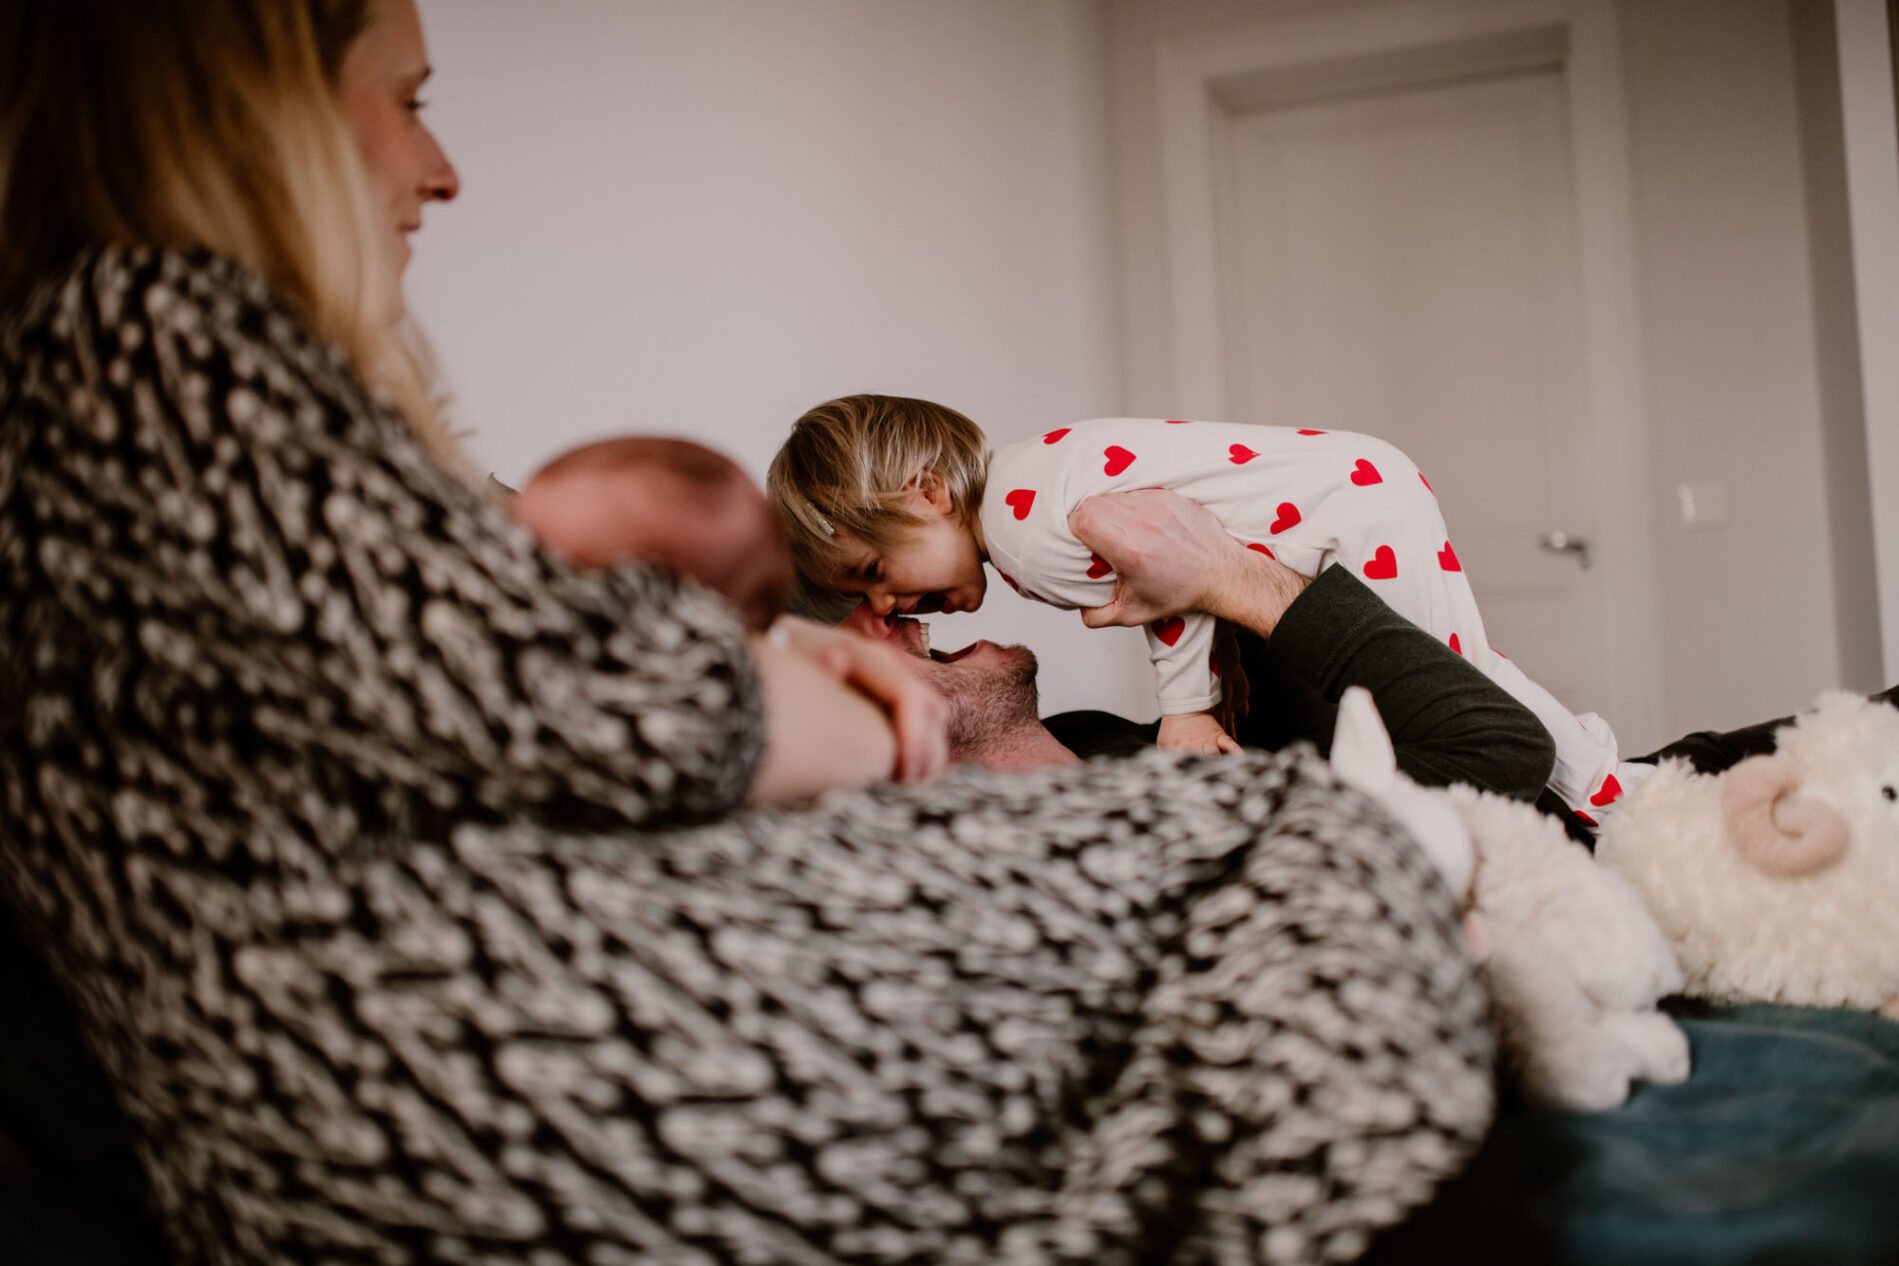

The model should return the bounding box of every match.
[766,395,989,614]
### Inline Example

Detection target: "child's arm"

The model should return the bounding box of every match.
[1144,613,1237,755]
[985,446,1233,754]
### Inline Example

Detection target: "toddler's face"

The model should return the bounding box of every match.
[827,501,987,618]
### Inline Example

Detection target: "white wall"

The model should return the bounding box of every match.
[407,0,1155,721]
[1618,0,1849,732]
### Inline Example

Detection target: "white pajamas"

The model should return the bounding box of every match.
[979,416,1632,817]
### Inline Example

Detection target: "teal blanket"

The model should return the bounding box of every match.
[1371,1002,1899,1265]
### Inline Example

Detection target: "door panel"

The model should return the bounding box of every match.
[1220,70,1608,709]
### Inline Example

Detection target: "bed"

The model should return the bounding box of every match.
[1368,1000,1899,1266]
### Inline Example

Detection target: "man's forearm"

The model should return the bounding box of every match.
[1200,542,1312,636]
[1269,568,1555,799]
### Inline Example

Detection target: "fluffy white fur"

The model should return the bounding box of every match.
[1596,690,1899,1017]
[1333,688,1690,1111]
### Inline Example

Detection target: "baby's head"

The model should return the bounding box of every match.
[766,394,991,620]
[514,436,791,631]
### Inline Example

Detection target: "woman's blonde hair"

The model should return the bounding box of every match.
[0,0,468,476]
[765,394,990,613]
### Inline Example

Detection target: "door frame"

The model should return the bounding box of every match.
[1836,0,1899,681]
[1153,0,1664,745]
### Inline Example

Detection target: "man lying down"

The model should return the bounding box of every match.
[836,548,1559,807]
[846,585,1899,836]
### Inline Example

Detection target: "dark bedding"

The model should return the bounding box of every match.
[1370,1000,1899,1266]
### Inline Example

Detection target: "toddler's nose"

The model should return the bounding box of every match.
[839,600,891,638]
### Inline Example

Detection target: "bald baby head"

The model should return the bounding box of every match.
[514,436,792,631]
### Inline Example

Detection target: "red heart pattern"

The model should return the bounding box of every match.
[1269,502,1300,534]
[1103,446,1136,476]
[1004,488,1035,519]
[1042,427,1070,444]
[1438,542,1461,572]
[1590,774,1623,808]
[1448,633,1462,654]
[1164,418,1192,425]
[1298,429,1326,436]
[997,568,1021,593]
[1419,472,1434,493]
[1350,459,1382,486]
[1086,553,1112,579]
[1363,545,1398,580]
[1247,542,1275,559]
[1151,616,1185,647]
[1228,444,1258,464]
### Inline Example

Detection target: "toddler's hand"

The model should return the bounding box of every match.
[1156,710,1242,757]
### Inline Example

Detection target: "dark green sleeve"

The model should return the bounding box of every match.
[1240,566,1556,799]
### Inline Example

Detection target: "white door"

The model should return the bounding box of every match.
[1218,69,1609,714]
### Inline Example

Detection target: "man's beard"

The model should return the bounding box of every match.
[920,646,1043,764]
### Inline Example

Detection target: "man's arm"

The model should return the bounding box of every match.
[1264,568,1554,798]
[1070,489,1554,799]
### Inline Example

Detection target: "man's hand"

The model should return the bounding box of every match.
[1157,710,1241,756]
[767,616,950,782]
[1069,489,1310,634]
[1068,489,1231,627]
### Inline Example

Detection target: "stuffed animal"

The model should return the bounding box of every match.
[1595,690,1899,1018]
[1332,688,1690,1111]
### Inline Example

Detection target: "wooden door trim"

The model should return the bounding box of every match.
[1155,0,1664,744]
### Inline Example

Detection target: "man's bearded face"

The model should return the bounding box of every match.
[839,602,1042,762]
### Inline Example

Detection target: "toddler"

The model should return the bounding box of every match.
[768,393,1633,819]
[514,436,792,632]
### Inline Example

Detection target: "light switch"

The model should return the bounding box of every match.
[1676,481,1728,530]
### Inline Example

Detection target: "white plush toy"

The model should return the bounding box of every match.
[1331,688,1690,1111]
[1595,690,1899,1019]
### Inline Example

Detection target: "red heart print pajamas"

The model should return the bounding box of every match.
[979,417,1629,817]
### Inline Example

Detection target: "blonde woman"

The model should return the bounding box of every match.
[0,3,1494,1263]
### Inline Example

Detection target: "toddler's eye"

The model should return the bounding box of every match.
[1884,785,1896,802]
[864,561,882,582]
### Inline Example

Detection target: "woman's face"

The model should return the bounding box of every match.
[338,0,460,272]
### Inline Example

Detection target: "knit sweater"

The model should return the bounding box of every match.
[0,248,1492,1265]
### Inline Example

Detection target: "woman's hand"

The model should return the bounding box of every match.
[1068,489,1310,635]
[760,616,951,785]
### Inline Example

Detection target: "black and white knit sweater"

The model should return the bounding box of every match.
[0,248,1493,1265]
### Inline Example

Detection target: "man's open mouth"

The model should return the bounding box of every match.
[930,642,980,664]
